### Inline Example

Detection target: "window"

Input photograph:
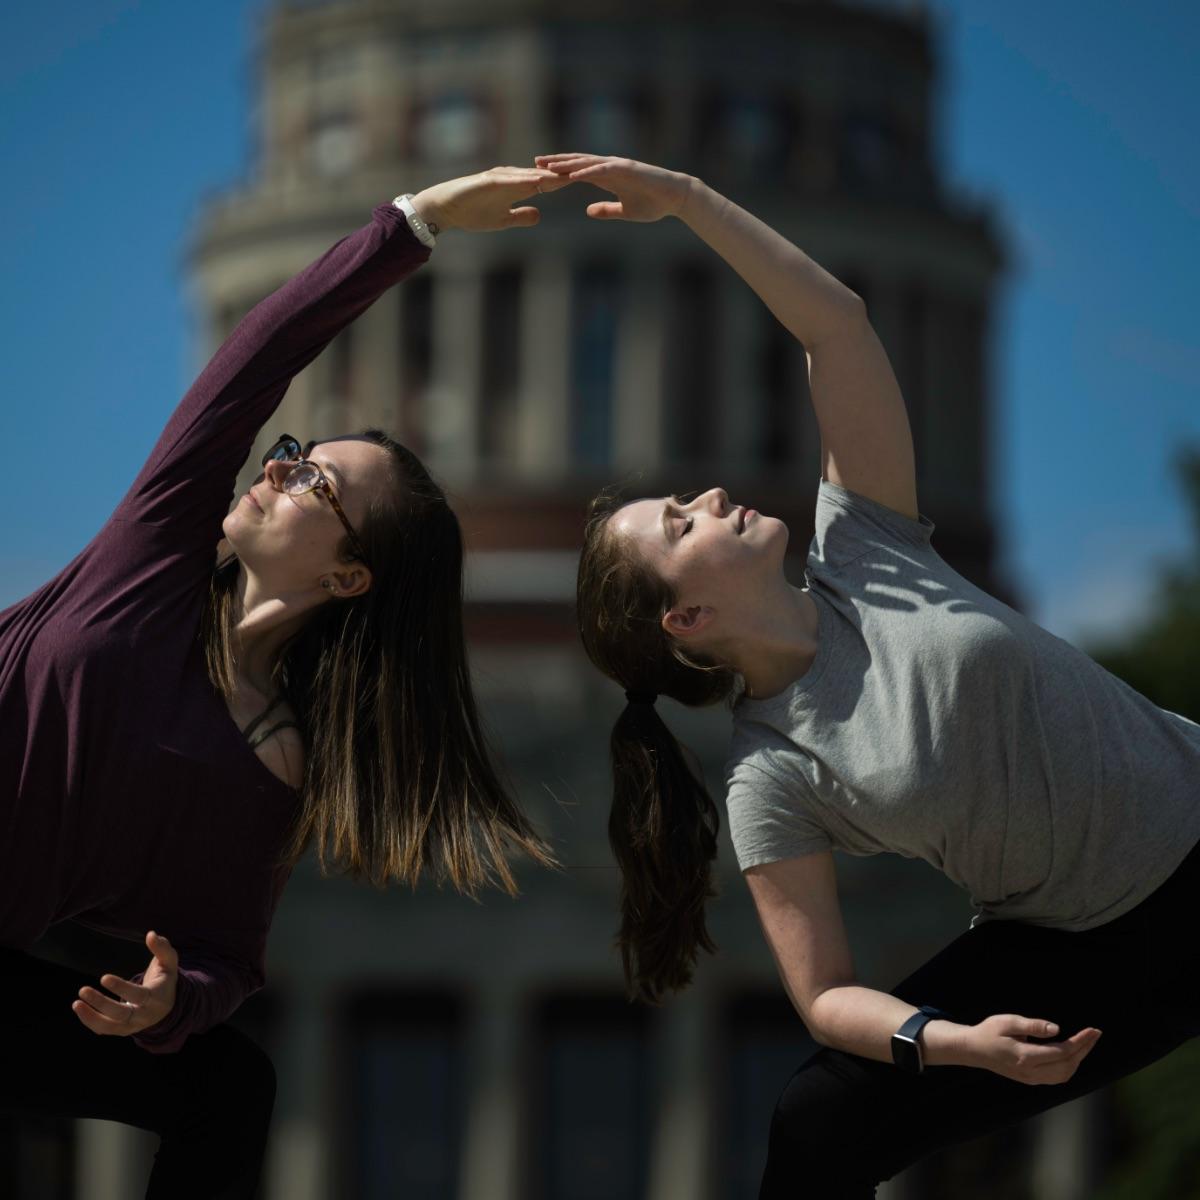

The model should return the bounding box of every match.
[701,92,795,178]
[665,262,717,464]
[532,994,653,1200]
[337,991,466,1200]
[570,264,623,467]
[310,111,365,177]
[410,92,492,163]
[480,265,523,463]
[399,272,434,453]
[718,993,820,1200]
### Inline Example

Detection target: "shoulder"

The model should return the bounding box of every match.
[253,703,307,790]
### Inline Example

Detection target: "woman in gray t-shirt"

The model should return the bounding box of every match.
[559,151,1200,1196]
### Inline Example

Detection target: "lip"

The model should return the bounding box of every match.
[737,506,756,532]
[246,490,262,512]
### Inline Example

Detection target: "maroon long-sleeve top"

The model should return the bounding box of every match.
[0,203,430,1052]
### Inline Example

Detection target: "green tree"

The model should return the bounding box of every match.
[1085,444,1200,1200]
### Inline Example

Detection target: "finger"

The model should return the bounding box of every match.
[99,973,151,1005]
[545,157,605,175]
[586,201,625,220]
[78,985,137,1022]
[1045,1027,1103,1061]
[146,930,178,972]
[1023,1029,1102,1070]
[1006,1017,1061,1039]
[503,206,541,228]
[535,152,597,165]
[72,998,132,1036]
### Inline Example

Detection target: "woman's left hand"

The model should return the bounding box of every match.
[409,167,574,234]
[72,930,179,1036]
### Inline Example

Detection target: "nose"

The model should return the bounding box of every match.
[262,457,292,492]
[706,487,729,515]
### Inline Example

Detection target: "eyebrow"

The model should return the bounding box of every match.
[302,440,347,492]
[317,458,346,491]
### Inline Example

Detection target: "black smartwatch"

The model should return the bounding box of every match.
[890,1005,950,1074]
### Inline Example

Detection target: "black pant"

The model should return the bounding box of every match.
[0,947,274,1199]
[760,838,1200,1198]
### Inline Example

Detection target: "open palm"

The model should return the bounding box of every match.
[534,153,695,222]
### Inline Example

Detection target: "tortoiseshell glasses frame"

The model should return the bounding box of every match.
[261,433,371,568]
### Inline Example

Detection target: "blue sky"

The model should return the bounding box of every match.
[1,1,1197,646]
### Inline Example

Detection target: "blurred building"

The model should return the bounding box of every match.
[13,1,1107,1198]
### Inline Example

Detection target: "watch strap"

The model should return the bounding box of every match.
[392,193,438,249]
[891,1005,949,1074]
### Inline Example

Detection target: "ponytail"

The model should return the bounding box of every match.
[576,484,739,1003]
[608,698,720,1003]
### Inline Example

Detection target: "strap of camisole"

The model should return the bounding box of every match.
[246,720,303,751]
[241,694,288,744]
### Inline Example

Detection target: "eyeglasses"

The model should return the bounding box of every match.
[261,433,371,568]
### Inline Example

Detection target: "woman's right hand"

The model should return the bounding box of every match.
[960,1014,1102,1085]
[533,153,698,223]
[409,166,574,234]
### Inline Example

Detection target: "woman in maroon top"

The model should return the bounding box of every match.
[0,166,567,1198]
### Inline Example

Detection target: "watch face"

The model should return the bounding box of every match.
[891,1034,922,1074]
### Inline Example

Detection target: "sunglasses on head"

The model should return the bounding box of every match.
[261,433,370,568]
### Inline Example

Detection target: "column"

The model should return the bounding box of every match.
[646,989,714,1200]
[267,989,329,1200]
[458,985,524,1200]
[349,286,401,435]
[1030,1093,1104,1200]
[715,275,762,470]
[613,262,667,472]
[425,254,485,482]
[74,1120,157,1200]
[515,254,571,483]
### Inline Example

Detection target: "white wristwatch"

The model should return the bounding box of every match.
[392,194,438,249]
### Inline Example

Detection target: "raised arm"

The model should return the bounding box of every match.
[113,167,572,547]
[537,153,918,519]
[745,852,1103,1084]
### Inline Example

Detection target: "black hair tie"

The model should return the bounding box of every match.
[625,690,659,706]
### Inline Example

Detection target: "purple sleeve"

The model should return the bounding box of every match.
[112,202,430,546]
[132,945,264,1055]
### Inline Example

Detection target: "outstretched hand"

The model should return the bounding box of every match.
[533,153,697,223]
[71,930,178,1037]
[964,1014,1102,1085]
[409,166,574,234]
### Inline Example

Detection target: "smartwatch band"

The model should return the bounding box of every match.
[890,1005,949,1075]
[392,193,438,249]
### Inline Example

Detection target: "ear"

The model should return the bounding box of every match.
[322,564,372,599]
[662,603,716,640]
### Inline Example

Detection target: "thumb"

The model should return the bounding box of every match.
[504,206,541,228]
[1007,1015,1058,1039]
[586,201,625,221]
[146,930,178,972]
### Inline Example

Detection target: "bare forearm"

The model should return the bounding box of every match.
[808,985,972,1068]
[677,179,863,348]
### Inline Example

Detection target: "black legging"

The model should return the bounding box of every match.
[0,947,273,1199]
[760,836,1200,1198]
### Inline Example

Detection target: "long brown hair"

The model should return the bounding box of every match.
[202,428,555,895]
[576,484,740,1003]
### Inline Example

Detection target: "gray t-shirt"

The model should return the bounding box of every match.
[724,479,1200,931]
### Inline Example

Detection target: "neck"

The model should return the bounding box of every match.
[230,562,324,695]
[732,582,821,701]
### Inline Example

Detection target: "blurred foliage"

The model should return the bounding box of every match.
[1084,445,1200,721]
[1084,444,1200,1200]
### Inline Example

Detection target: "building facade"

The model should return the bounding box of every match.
[10,2,1107,1198]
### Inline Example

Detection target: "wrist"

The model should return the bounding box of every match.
[408,189,448,234]
[919,1019,974,1068]
[674,174,705,224]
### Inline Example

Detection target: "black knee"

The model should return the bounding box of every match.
[168,1025,276,1143]
[759,1051,895,1199]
